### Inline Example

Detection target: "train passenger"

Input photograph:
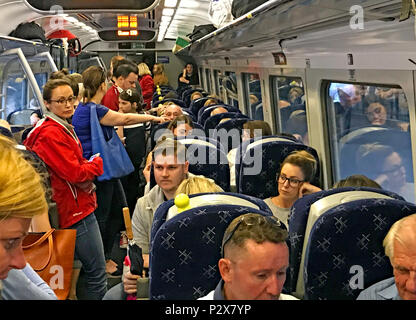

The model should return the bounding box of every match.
[164,102,183,121]
[191,91,203,102]
[264,150,321,228]
[204,95,220,108]
[138,63,154,110]
[117,88,147,214]
[167,114,194,137]
[101,60,139,111]
[23,78,108,299]
[178,63,199,87]
[286,110,309,145]
[199,213,297,300]
[332,174,381,189]
[210,106,228,116]
[104,139,196,299]
[72,66,165,276]
[357,214,416,300]
[228,120,273,191]
[0,135,50,299]
[152,63,169,87]
[356,143,414,203]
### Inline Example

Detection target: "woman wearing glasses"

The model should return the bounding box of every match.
[24,78,108,299]
[264,150,321,228]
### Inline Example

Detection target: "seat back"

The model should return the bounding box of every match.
[213,118,250,154]
[237,138,319,198]
[303,197,416,300]
[204,112,249,137]
[153,98,187,110]
[287,187,405,295]
[149,192,274,299]
[198,104,240,125]
[7,109,34,125]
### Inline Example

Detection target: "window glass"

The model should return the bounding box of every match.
[244,73,262,120]
[223,71,239,108]
[199,67,205,90]
[271,76,307,144]
[205,69,212,94]
[326,81,414,202]
[214,70,220,96]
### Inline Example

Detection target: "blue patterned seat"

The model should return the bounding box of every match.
[287,187,406,296]
[150,121,206,149]
[302,196,416,300]
[152,98,187,109]
[149,192,274,300]
[149,137,231,192]
[189,97,222,116]
[213,118,250,154]
[237,138,319,198]
[204,113,249,138]
[197,104,241,125]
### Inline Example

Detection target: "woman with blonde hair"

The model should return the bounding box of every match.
[175,176,224,197]
[0,135,48,293]
[138,63,155,109]
[153,63,169,87]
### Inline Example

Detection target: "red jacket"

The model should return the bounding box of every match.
[139,74,154,110]
[24,116,104,228]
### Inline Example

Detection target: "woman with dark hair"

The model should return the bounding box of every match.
[264,150,321,228]
[24,78,107,299]
[117,88,148,213]
[71,66,166,276]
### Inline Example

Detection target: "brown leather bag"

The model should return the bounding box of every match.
[22,228,77,300]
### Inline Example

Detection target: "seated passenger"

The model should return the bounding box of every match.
[356,143,414,203]
[332,174,381,189]
[288,86,303,105]
[103,139,201,300]
[204,97,220,108]
[286,110,308,145]
[163,102,183,121]
[0,134,49,299]
[264,150,321,228]
[227,120,273,192]
[167,114,194,137]
[190,91,203,102]
[199,213,298,300]
[357,214,416,300]
[210,106,228,116]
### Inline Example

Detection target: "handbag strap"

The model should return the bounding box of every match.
[22,228,54,271]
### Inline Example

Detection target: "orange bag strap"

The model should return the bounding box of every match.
[22,228,54,271]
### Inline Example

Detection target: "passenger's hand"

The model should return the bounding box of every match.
[123,271,141,295]
[298,182,321,198]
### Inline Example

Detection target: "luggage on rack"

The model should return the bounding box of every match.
[231,0,269,19]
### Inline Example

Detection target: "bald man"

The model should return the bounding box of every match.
[210,107,228,117]
[357,214,416,300]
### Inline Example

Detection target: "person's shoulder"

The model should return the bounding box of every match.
[197,290,214,300]
[356,277,397,300]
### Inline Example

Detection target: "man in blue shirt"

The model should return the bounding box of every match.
[357,214,416,300]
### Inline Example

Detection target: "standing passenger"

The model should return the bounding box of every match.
[24,79,108,300]
[72,66,165,276]
[153,63,169,87]
[138,63,155,110]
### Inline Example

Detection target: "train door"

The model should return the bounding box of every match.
[306,68,416,202]
[0,48,50,127]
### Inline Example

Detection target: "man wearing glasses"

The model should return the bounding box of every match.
[199,213,298,300]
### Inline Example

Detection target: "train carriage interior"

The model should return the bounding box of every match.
[1,0,416,303]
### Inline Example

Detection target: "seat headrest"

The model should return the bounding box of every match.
[166,193,261,220]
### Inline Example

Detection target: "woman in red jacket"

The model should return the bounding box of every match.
[138,63,154,110]
[24,78,107,300]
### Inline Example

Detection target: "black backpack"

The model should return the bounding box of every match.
[187,24,217,42]
[9,22,46,43]
[231,0,269,19]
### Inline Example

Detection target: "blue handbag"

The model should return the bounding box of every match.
[90,104,134,181]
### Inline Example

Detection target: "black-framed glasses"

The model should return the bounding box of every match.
[221,214,282,257]
[49,96,76,105]
[276,173,304,188]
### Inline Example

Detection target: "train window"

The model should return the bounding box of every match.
[271,76,307,144]
[223,71,239,108]
[205,69,212,94]
[244,73,262,120]
[325,81,414,202]
[199,67,205,90]
[213,70,221,96]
